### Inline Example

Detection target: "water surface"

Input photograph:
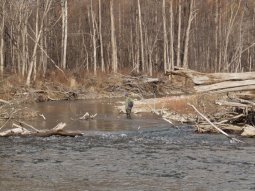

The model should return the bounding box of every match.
[0,100,254,191]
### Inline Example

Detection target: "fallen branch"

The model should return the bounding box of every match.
[217,113,245,125]
[0,122,83,137]
[39,114,46,120]
[162,117,173,125]
[17,121,40,132]
[79,112,97,120]
[0,109,21,131]
[0,99,11,105]
[188,103,245,143]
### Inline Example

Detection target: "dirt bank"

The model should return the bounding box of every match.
[1,70,255,138]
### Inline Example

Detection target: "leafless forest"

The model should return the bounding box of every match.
[0,0,255,85]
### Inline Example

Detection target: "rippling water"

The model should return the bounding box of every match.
[0,100,255,191]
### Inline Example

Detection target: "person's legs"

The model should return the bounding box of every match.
[126,108,131,119]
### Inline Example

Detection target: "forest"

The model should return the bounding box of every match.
[0,0,254,86]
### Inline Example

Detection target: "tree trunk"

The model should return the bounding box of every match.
[98,0,105,72]
[26,0,52,86]
[110,0,118,73]
[0,0,6,76]
[162,0,168,72]
[176,0,182,67]
[169,0,174,70]
[91,0,97,75]
[61,0,68,69]
[222,1,241,72]
[33,0,40,81]
[138,0,144,72]
[183,0,194,69]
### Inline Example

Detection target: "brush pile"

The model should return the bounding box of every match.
[166,67,255,137]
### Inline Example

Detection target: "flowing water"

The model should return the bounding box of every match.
[0,100,255,191]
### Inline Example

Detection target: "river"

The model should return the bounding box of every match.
[0,100,254,191]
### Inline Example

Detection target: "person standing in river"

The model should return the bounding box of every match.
[125,93,134,119]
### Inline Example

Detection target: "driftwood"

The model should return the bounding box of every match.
[241,125,255,137]
[195,80,255,93]
[166,67,255,85]
[216,100,252,108]
[35,89,78,102]
[235,92,255,100]
[188,103,244,143]
[196,123,244,134]
[0,99,11,105]
[79,112,97,120]
[167,67,255,94]
[0,122,83,137]
[166,68,255,137]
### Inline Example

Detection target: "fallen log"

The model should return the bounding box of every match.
[166,67,255,85]
[215,100,252,108]
[196,123,243,134]
[0,99,11,105]
[235,92,255,100]
[217,113,245,125]
[241,125,255,137]
[0,122,83,137]
[194,80,255,93]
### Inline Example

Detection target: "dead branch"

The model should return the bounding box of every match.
[39,114,46,120]
[188,103,245,143]
[217,113,245,125]
[0,99,11,105]
[79,112,97,120]
[0,109,21,130]
[16,121,40,132]
[216,100,252,108]
[0,122,83,137]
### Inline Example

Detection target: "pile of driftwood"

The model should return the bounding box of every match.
[122,75,160,95]
[0,122,82,137]
[167,67,255,138]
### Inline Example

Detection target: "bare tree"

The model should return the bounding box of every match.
[162,0,169,72]
[176,0,182,67]
[138,0,145,72]
[90,0,97,75]
[98,0,105,72]
[169,0,174,70]
[0,0,6,76]
[183,0,195,69]
[61,0,68,69]
[110,0,118,73]
[26,0,52,86]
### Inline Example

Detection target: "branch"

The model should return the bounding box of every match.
[17,121,40,132]
[0,99,11,105]
[188,103,245,143]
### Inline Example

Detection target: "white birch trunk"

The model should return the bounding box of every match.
[138,0,144,72]
[169,0,174,70]
[26,0,52,86]
[176,0,182,67]
[183,0,194,69]
[162,0,168,72]
[99,0,105,72]
[61,0,68,69]
[91,0,97,75]
[110,0,118,73]
[0,1,6,76]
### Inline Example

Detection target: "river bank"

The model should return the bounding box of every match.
[1,70,255,138]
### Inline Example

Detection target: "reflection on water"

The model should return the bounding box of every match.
[30,99,164,132]
[0,100,255,191]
